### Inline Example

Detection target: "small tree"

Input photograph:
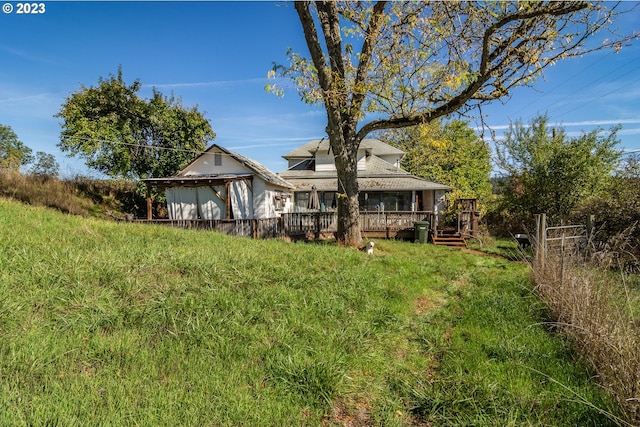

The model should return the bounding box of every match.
[30,152,60,178]
[0,124,33,171]
[56,67,215,180]
[270,1,637,247]
[495,114,621,225]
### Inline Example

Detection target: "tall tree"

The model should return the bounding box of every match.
[495,114,621,224]
[0,124,33,171]
[380,120,492,218]
[269,1,637,247]
[56,67,215,180]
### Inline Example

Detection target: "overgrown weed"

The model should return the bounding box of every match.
[0,170,143,218]
[532,248,640,425]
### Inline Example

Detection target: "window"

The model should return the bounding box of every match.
[359,192,412,211]
[359,192,382,211]
[383,192,411,211]
[294,192,309,211]
[321,192,337,211]
[214,153,222,166]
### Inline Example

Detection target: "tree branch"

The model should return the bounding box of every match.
[315,1,346,79]
[357,1,593,141]
[348,1,388,122]
[294,2,332,93]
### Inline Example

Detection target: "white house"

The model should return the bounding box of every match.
[142,144,293,220]
[278,138,451,215]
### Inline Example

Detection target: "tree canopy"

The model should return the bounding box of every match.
[0,124,33,171]
[380,120,492,217]
[495,114,621,224]
[30,152,60,177]
[56,67,215,180]
[270,0,637,247]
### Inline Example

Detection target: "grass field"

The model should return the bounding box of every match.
[0,198,622,426]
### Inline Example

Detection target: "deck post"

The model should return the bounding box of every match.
[146,183,153,221]
[314,212,320,240]
[225,181,231,220]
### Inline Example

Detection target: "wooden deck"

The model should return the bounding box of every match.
[137,211,436,241]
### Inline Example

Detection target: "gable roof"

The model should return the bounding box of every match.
[279,150,451,192]
[282,138,404,160]
[144,144,293,189]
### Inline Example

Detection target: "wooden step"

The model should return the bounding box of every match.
[432,232,467,247]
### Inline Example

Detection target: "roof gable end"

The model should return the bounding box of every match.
[177,144,293,189]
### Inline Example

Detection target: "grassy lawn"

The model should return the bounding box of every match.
[0,198,620,426]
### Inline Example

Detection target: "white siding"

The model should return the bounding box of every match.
[252,179,274,219]
[315,152,336,172]
[181,150,252,176]
[357,153,367,171]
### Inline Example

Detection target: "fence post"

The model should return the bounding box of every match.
[535,213,547,269]
[560,232,565,286]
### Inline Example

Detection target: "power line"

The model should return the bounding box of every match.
[505,49,616,119]
[499,48,640,123]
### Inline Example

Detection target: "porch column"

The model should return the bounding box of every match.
[146,182,153,221]
[412,190,416,212]
[225,180,231,220]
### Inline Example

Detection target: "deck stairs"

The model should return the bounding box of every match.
[431,229,467,247]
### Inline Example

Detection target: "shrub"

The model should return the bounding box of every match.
[0,170,145,218]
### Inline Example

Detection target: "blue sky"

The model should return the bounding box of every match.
[1,1,639,178]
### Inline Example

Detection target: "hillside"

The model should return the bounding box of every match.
[0,170,145,219]
[0,198,620,426]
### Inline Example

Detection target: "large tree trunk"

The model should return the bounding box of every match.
[334,143,362,247]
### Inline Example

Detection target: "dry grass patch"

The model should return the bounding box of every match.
[533,254,640,425]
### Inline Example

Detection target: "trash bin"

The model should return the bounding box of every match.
[414,221,430,243]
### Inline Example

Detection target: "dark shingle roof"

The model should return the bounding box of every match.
[282,138,404,159]
[279,151,451,192]
[282,176,451,192]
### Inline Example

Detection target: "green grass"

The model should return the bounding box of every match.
[0,198,621,426]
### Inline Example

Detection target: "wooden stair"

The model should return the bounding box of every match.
[431,230,467,247]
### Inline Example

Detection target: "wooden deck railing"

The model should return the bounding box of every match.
[139,218,282,239]
[138,211,435,240]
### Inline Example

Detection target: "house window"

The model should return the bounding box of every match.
[294,192,309,211]
[322,192,337,211]
[359,192,383,211]
[359,192,412,211]
[214,153,222,166]
[383,192,411,211]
